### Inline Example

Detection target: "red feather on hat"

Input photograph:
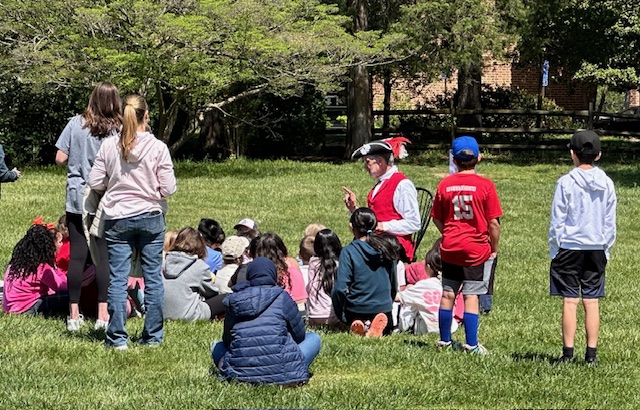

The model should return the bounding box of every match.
[383,137,411,159]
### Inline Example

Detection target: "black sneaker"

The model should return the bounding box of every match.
[585,356,598,367]
[552,355,575,365]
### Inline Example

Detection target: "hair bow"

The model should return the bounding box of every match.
[33,216,55,230]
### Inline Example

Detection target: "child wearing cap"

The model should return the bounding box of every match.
[549,130,616,366]
[431,136,502,354]
[214,235,250,295]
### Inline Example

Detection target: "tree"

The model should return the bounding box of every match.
[0,0,380,155]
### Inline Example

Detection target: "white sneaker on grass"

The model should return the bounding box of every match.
[462,343,489,355]
[66,314,85,332]
[94,319,108,331]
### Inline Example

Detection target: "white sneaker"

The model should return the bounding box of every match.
[462,343,489,355]
[66,314,85,332]
[94,319,108,331]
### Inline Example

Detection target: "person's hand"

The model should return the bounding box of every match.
[12,168,21,178]
[490,251,497,259]
[376,222,384,231]
[342,186,357,212]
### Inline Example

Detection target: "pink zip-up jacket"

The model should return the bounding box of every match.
[88,131,177,219]
[2,264,68,314]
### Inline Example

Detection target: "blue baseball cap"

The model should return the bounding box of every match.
[452,136,479,160]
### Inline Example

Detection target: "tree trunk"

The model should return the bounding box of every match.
[455,61,483,140]
[345,0,372,158]
[382,68,392,138]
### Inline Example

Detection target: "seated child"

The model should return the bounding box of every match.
[2,224,69,316]
[198,218,225,272]
[397,244,462,334]
[162,227,218,321]
[251,232,308,312]
[298,235,315,286]
[234,218,260,238]
[214,235,250,294]
[54,215,70,274]
[306,229,342,326]
[332,208,402,337]
[211,257,321,385]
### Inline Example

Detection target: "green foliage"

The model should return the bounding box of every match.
[2,159,640,409]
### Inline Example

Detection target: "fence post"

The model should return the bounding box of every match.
[588,102,593,129]
[450,99,456,142]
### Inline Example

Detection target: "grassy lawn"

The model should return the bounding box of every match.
[1,153,639,409]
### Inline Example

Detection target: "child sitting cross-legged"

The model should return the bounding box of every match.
[397,239,462,334]
[211,257,321,386]
[162,227,218,321]
[3,224,69,316]
[306,229,342,327]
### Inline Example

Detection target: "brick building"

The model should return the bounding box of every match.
[373,59,640,110]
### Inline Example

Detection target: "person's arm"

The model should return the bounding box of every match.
[283,294,306,344]
[331,250,353,323]
[343,186,358,213]
[40,264,68,293]
[198,263,218,299]
[433,218,444,234]
[88,145,109,191]
[0,144,19,183]
[157,144,177,198]
[488,218,500,257]
[55,150,68,166]
[380,180,421,235]
[549,180,568,259]
[604,181,617,260]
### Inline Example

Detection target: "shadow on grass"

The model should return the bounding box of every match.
[402,339,433,349]
[65,328,107,343]
[511,351,558,364]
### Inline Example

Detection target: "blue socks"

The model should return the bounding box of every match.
[463,312,479,347]
[438,308,453,342]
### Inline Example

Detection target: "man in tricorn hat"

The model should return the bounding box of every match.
[343,137,420,262]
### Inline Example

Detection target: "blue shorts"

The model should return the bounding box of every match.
[550,249,606,299]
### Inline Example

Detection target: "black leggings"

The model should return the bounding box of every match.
[204,294,227,319]
[66,212,109,303]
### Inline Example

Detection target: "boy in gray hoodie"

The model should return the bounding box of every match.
[549,130,617,366]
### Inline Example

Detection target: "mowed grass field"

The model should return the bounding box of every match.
[1,153,640,409]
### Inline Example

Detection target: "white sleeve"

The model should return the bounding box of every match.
[549,180,567,259]
[604,180,617,260]
[381,179,421,235]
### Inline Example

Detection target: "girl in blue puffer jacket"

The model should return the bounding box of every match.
[211,257,321,385]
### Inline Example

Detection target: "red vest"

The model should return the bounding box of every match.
[367,171,415,261]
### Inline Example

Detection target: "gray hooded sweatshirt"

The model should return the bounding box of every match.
[162,251,217,321]
[549,166,617,260]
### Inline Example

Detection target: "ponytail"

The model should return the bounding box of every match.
[350,207,402,262]
[313,229,342,295]
[120,94,148,160]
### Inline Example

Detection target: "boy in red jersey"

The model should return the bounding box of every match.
[431,136,502,354]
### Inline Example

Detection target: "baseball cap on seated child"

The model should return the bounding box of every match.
[569,130,601,155]
[221,235,250,260]
[452,136,480,160]
[233,218,257,231]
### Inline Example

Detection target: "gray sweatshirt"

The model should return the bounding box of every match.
[549,166,617,260]
[162,251,217,321]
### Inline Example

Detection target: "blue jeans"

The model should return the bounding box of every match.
[104,211,165,347]
[479,294,493,313]
[211,332,322,368]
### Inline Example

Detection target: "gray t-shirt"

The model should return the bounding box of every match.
[55,115,110,214]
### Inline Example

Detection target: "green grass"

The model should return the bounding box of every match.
[1,155,639,409]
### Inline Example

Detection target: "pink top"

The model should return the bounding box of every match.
[2,264,68,314]
[284,263,308,304]
[405,261,429,285]
[88,132,177,219]
[305,256,338,322]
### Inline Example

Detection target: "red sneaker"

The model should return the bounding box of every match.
[350,320,366,336]
[366,313,388,338]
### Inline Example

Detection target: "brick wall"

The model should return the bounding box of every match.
[372,59,598,110]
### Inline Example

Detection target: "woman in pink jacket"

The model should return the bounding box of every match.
[89,94,177,350]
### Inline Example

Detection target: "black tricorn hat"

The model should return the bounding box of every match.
[351,140,394,159]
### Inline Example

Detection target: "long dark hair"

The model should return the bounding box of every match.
[313,229,342,295]
[249,232,291,289]
[7,224,56,280]
[82,82,122,138]
[350,207,403,262]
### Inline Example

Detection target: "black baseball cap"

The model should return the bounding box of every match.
[569,130,601,155]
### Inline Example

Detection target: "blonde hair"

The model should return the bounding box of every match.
[298,235,315,264]
[121,94,148,160]
[303,223,326,238]
[164,230,179,253]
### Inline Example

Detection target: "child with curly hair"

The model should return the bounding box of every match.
[3,224,69,316]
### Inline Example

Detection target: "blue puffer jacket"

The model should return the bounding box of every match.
[219,257,308,385]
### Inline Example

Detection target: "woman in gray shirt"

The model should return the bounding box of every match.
[55,82,122,331]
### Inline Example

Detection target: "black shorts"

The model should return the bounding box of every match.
[442,256,497,296]
[550,249,606,299]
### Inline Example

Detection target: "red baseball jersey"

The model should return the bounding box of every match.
[431,173,502,266]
